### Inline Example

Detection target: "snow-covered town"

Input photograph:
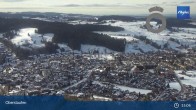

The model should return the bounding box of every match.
[0,42,196,101]
[0,14,196,101]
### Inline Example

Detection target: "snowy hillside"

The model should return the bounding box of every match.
[11,28,54,49]
[81,44,114,54]
[95,20,196,53]
[6,20,196,55]
[170,70,196,91]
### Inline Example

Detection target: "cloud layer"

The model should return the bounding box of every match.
[0,0,195,15]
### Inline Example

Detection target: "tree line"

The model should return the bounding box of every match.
[0,18,126,59]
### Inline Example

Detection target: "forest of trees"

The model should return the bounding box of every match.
[134,35,161,49]
[0,37,59,59]
[98,15,139,22]
[0,17,126,59]
[166,18,196,29]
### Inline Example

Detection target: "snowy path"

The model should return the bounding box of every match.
[93,81,152,94]
[63,70,92,91]
[63,67,100,91]
[113,84,152,94]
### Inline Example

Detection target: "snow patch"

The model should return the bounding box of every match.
[170,70,196,90]
[11,28,54,49]
[114,84,152,94]
[81,44,114,54]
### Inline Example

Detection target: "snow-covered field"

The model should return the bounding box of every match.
[67,20,97,25]
[170,70,196,91]
[93,81,152,94]
[0,34,3,38]
[81,44,114,54]
[95,20,196,53]
[57,43,72,52]
[110,35,136,42]
[11,28,54,48]
[189,22,196,26]
[113,84,152,94]
[5,20,196,54]
[80,44,116,60]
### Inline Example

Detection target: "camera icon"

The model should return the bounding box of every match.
[146,6,166,33]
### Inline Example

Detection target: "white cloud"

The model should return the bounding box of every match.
[0,0,25,2]
[0,0,195,15]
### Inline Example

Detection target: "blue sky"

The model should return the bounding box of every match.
[0,0,195,15]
